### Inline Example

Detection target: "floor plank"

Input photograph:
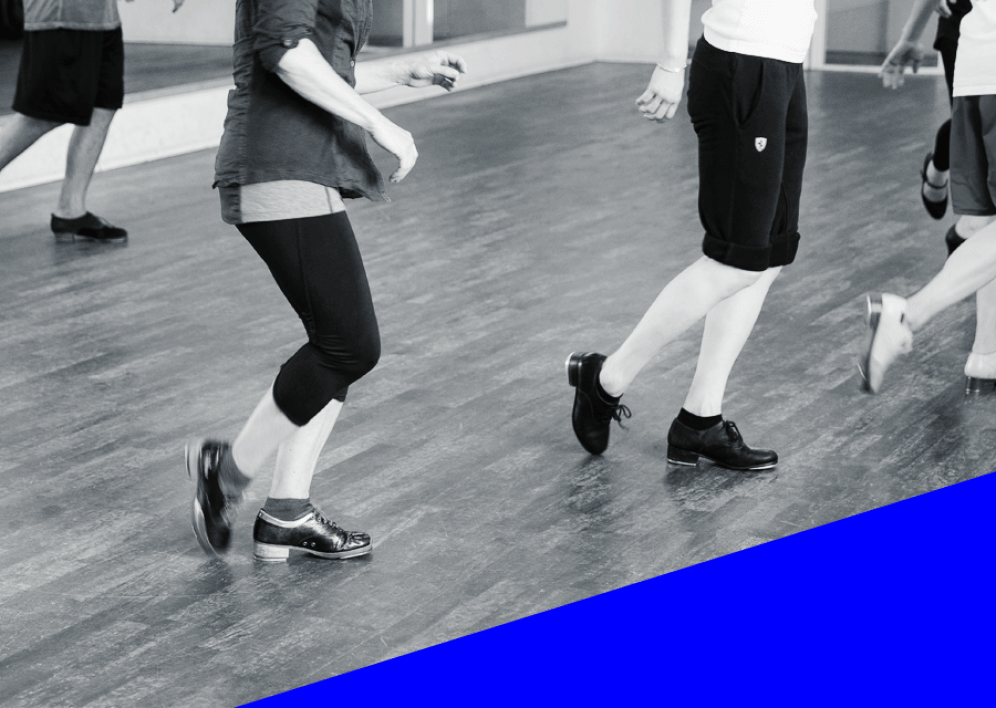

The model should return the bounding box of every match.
[1,63,991,708]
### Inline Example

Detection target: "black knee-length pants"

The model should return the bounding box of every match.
[238,213,381,426]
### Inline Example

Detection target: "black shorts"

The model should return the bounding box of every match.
[13,27,124,126]
[686,37,808,272]
[950,95,996,217]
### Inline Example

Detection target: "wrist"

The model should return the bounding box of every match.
[656,60,689,73]
[388,61,409,86]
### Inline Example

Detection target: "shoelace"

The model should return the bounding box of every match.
[723,420,745,447]
[312,509,339,532]
[312,509,365,551]
[597,402,632,428]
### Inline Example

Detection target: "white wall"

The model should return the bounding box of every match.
[119,0,234,44]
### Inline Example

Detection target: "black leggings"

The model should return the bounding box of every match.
[932,38,958,172]
[238,213,380,426]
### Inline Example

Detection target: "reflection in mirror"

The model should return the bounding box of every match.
[369,0,568,51]
[825,0,938,67]
[1,0,22,116]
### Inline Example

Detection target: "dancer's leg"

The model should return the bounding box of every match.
[972,278,996,355]
[268,397,344,500]
[906,219,996,331]
[0,113,60,170]
[231,385,300,479]
[599,257,762,396]
[683,266,781,416]
[56,107,115,218]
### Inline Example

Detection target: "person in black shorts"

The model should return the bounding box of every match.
[566,0,817,471]
[880,0,974,249]
[862,0,996,395]
[0,0,184,241]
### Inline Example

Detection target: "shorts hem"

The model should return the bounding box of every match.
[702,231,799,271]
[11,105,87,126]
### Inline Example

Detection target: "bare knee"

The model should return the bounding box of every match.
[698,256,769,294]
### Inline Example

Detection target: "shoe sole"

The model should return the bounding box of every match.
[53,231,127,243]
[253,540,373,563]
[966,377,996,395]
[185,440,223,558]
[666,446,777,472]
[859,294,882,393]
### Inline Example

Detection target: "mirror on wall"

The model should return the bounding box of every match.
[368,0,568,50]
[824,0,938,67]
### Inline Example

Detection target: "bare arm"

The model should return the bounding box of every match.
[276,38,417,182]
[636,0,693,122]
[879,0,938,89]
[355,51,468,95]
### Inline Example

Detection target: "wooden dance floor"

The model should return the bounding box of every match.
[1,64,992,706]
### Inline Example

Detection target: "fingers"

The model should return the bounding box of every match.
[937,0,952,18]
[636,93,679,122]
[635,88,657,108]
[440,52,469,75]
[432,65,463,90]
[389,141,417,183]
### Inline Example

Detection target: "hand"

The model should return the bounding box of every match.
[879,39,923,89]
[635,65,685,122]
[401,51,468,92]
[369,117,418,183]
[937,0,956,19]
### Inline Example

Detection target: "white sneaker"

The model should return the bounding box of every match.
[964,352,996,394]
[860,293,913,394]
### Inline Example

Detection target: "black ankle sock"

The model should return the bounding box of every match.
[219,449,252,496]
[677,408,722,431]
[263,497,313,522]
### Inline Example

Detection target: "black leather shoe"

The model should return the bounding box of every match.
[186,439,242,556]
[253,508,372,562]
[51,212,127,242]
[920,152,947,221]
[945,224,965,256]
[666,418,777,471]
[566,351,631,455]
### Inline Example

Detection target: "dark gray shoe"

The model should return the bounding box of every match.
[666,418,777,471]
[186,439,241,556]
[253,508,371,562]
[51,212,127,242]
[566,351,631,455]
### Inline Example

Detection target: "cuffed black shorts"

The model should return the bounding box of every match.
[686,37,808,272]
[950,95,996,217]
[13,27,124,127]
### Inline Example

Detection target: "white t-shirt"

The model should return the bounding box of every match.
[953,0,996,97]
[701,0,817,64]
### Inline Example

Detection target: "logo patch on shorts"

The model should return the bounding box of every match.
[755,137,767,152]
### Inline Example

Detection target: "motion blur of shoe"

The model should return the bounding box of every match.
[860,293,913,394]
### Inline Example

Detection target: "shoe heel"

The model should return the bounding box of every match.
[965,377,996,395]
[865,294,882,329]
[253,542,290,562]
[184,440,202,480]
[666,446,699,466]
[566,352,584,387]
